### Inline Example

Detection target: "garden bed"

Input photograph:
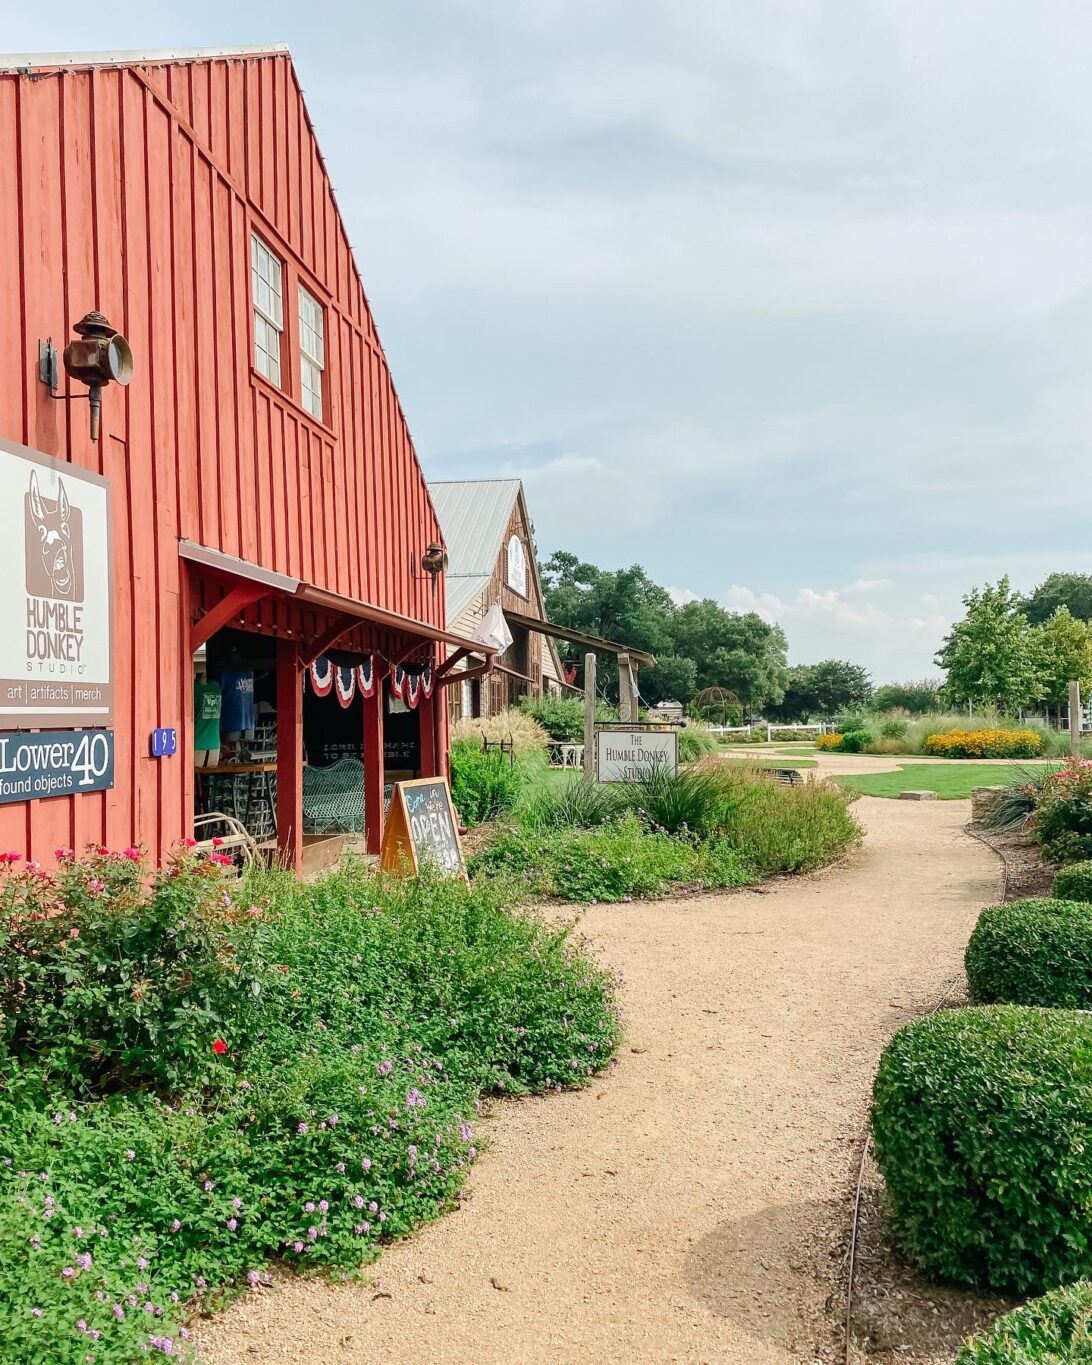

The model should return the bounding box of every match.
[0,850,622,1362]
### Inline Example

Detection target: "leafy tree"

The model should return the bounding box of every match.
[1021,573,1092,626]
[765,659,872,721]
[1032,606,1092,718]
[765,664,820,723]
[936,577,1042,714]
[643,655,698,706]
[542,555,789,712]
[671,600,788,710]
[871,680,944,714]
[542,552,675,701]
[807,660,873,718]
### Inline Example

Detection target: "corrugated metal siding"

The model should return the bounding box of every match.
[0,50,444,863]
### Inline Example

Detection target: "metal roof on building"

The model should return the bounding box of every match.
[428,479,522,583]
[0,45,289,72]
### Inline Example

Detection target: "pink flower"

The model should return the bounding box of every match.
[122,847,141,862]
[69,928,79,939]
[87,878,105,894]
[182,837,197,849]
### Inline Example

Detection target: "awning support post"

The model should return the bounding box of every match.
[418,689,438,777]
[363,685,385,855]
[275,638,304,875]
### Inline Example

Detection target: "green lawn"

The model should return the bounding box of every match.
[834,762,1059,800]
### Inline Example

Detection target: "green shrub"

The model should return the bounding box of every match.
[966,899,1092,1010]
[879,717,909,740]
[1054,862,1092,903]
[518,695,616,742]
[838,729,872,753]
[957,1280,1092,1363]
[449,739,523,826]
[0,847,267,1098]
[471,812,752,902]
[871,1006,1092,1293]
[0,857,621,1361]
[1036,763,1092,862]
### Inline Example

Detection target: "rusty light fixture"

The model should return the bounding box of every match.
[40,311,133,441]
[420,542,448,578]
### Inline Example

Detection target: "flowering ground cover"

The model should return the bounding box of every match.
[0,849,620,1361]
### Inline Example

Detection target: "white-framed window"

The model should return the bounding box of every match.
[251,233,283,385]
[298,284,325,420]
[507,535,528,596]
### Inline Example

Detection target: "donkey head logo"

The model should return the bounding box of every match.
[27,470,77,601]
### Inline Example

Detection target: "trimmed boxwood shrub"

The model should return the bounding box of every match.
[966,899,1092,1010]
[1054,862,1092,904]
[957,1280,1092,1363]
[871,1006,1092,1293]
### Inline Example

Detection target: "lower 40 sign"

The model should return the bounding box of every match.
[0,729,114,803]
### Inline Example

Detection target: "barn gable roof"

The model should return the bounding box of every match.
[0,45,288,72]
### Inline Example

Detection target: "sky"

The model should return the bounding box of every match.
[6,1,1092,682]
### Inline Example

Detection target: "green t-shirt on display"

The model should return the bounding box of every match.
[194,680,222,751]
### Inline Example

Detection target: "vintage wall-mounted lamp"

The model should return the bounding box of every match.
[420,542,448,577]
[39,311,134,441]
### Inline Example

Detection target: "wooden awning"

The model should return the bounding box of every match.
[180,539,497,657]
[501,609,656,666]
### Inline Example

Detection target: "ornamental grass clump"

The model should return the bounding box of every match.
[957,1280,1092,1363]
[0,852,621,1361]
[871,1006,1092,1294]
[965,899,1092,1010]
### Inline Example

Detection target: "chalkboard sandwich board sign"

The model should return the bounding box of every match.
[380,777,467,880]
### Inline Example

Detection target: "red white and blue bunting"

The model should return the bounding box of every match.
[308,654,387,706]
[308,655,334,697]
[356,654,379,699]
[334,665,357,708]
[390,662,435,710]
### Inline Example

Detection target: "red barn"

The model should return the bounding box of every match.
[0,44,490,871]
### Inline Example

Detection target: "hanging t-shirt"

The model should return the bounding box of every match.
[194,680,222,751]
[220,669,256,735]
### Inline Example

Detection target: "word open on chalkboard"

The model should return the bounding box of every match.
[380,777,466,879]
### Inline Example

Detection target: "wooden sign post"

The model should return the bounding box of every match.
[380,776,467,880]
[1070,680,1082,759]
[583,651,597,786]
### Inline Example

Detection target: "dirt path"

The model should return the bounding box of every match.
[197,798,999,1365]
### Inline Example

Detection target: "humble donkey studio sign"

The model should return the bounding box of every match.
[0,438,112,730]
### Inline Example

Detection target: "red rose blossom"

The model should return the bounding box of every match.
[212,1039,228,1056]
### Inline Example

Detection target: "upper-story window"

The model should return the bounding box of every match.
[298,285,325,420]
[507,534,527,596]
[251,233,283,385]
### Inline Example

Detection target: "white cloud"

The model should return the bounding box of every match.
[666,586,700,606]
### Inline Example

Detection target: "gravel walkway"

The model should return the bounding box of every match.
[196,797,999,1365]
